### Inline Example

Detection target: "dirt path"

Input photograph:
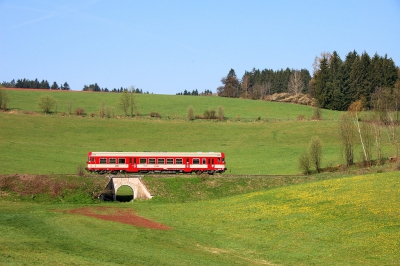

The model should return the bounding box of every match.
[66,206,172,230]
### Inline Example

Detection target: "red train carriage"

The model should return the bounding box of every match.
[86,151,227,175]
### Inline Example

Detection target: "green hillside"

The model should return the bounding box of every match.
[1,112,344,175]
[5,89,342,120]
[0,89,396,175]
[0,172,398,265]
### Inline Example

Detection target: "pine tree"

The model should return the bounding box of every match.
[51,81,59,90]
[314,56,330,108]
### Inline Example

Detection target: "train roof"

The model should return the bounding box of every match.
[89,151,224,157]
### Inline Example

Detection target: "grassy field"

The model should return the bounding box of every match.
[5,88,343,120]
[1,90,397,175]
[0,172,398,265]
[1,89,399,265]
[1,111,350,175]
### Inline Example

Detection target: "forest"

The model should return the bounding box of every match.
[217,50,399,111]
[3,50,399,112]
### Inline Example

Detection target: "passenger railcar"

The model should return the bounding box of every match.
[86,151,227,175]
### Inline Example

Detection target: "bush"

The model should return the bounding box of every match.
[187,106,195,121]
[203,110,210,119]
[150,111,161,118]
[297,114,305,121]
[0,88,10,110]
[37,95,57,114]
[218,105,224,121]
[210,109,216,119]
[74,107,85,116]
[298,152,311,175]
[312,106,322,120]
[309,136,323,173]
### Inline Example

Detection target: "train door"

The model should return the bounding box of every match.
[132,157,137,172]
[185,157,190,172]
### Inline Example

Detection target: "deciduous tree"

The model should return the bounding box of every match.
[288,70,304,95]
[38,95,57,114]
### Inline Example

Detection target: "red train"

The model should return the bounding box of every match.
[86,151,227,175]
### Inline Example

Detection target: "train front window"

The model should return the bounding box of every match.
[118,158,125,164]
[100,158,106,164]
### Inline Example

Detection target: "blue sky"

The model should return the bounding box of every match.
[1,0,399,94]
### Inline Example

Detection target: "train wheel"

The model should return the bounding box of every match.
[195,171,202,175]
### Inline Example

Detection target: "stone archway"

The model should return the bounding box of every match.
[103,175,153,201]
[116,185,134,202]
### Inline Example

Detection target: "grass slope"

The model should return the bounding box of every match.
[0,172,398,265]
[1,112,345,175]
[5,89,342,120]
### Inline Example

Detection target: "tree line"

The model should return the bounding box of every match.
[1,79,70,90]
[217,68,311,99]
[311,51,399,110]
[176,89,213,96]
[1,79,149,94]
[82,83,148,93]
[217,50,399,111]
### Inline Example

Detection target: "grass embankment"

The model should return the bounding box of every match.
[1,112,346,175]
[3,89,397,175]
[0,172,398,265]
[4,89,343,120]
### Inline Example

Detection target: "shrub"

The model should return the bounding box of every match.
[312,106,322,120]
[0,87,10,110]
[150,111,161,118]
[74,107,85,116]
[297,114,305,121]
[187,106,195,121]
[218,105,224,121]
[309,136,323,173]
[298,152,311,175]
[37,95,57,114]
[203,110,210,119]
[209,109,216,119]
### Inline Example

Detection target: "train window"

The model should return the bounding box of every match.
[100,158,107,164]
[202,158,206,164]
[158,158,165,164]
[139,158,146,164]
[167,158,174,164]
[109,158,116,164]
[134,158,136,164]
[118,158,125,164]
[149,158,156,164]
[176,158,183,164]
[193,158,200,164]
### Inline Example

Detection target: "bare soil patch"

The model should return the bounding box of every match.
[66,206,172,230]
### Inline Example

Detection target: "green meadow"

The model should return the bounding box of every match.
[5,89,342,120]
[0,89,390,175]
[1,89,399,265]
[0,173,398,265]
